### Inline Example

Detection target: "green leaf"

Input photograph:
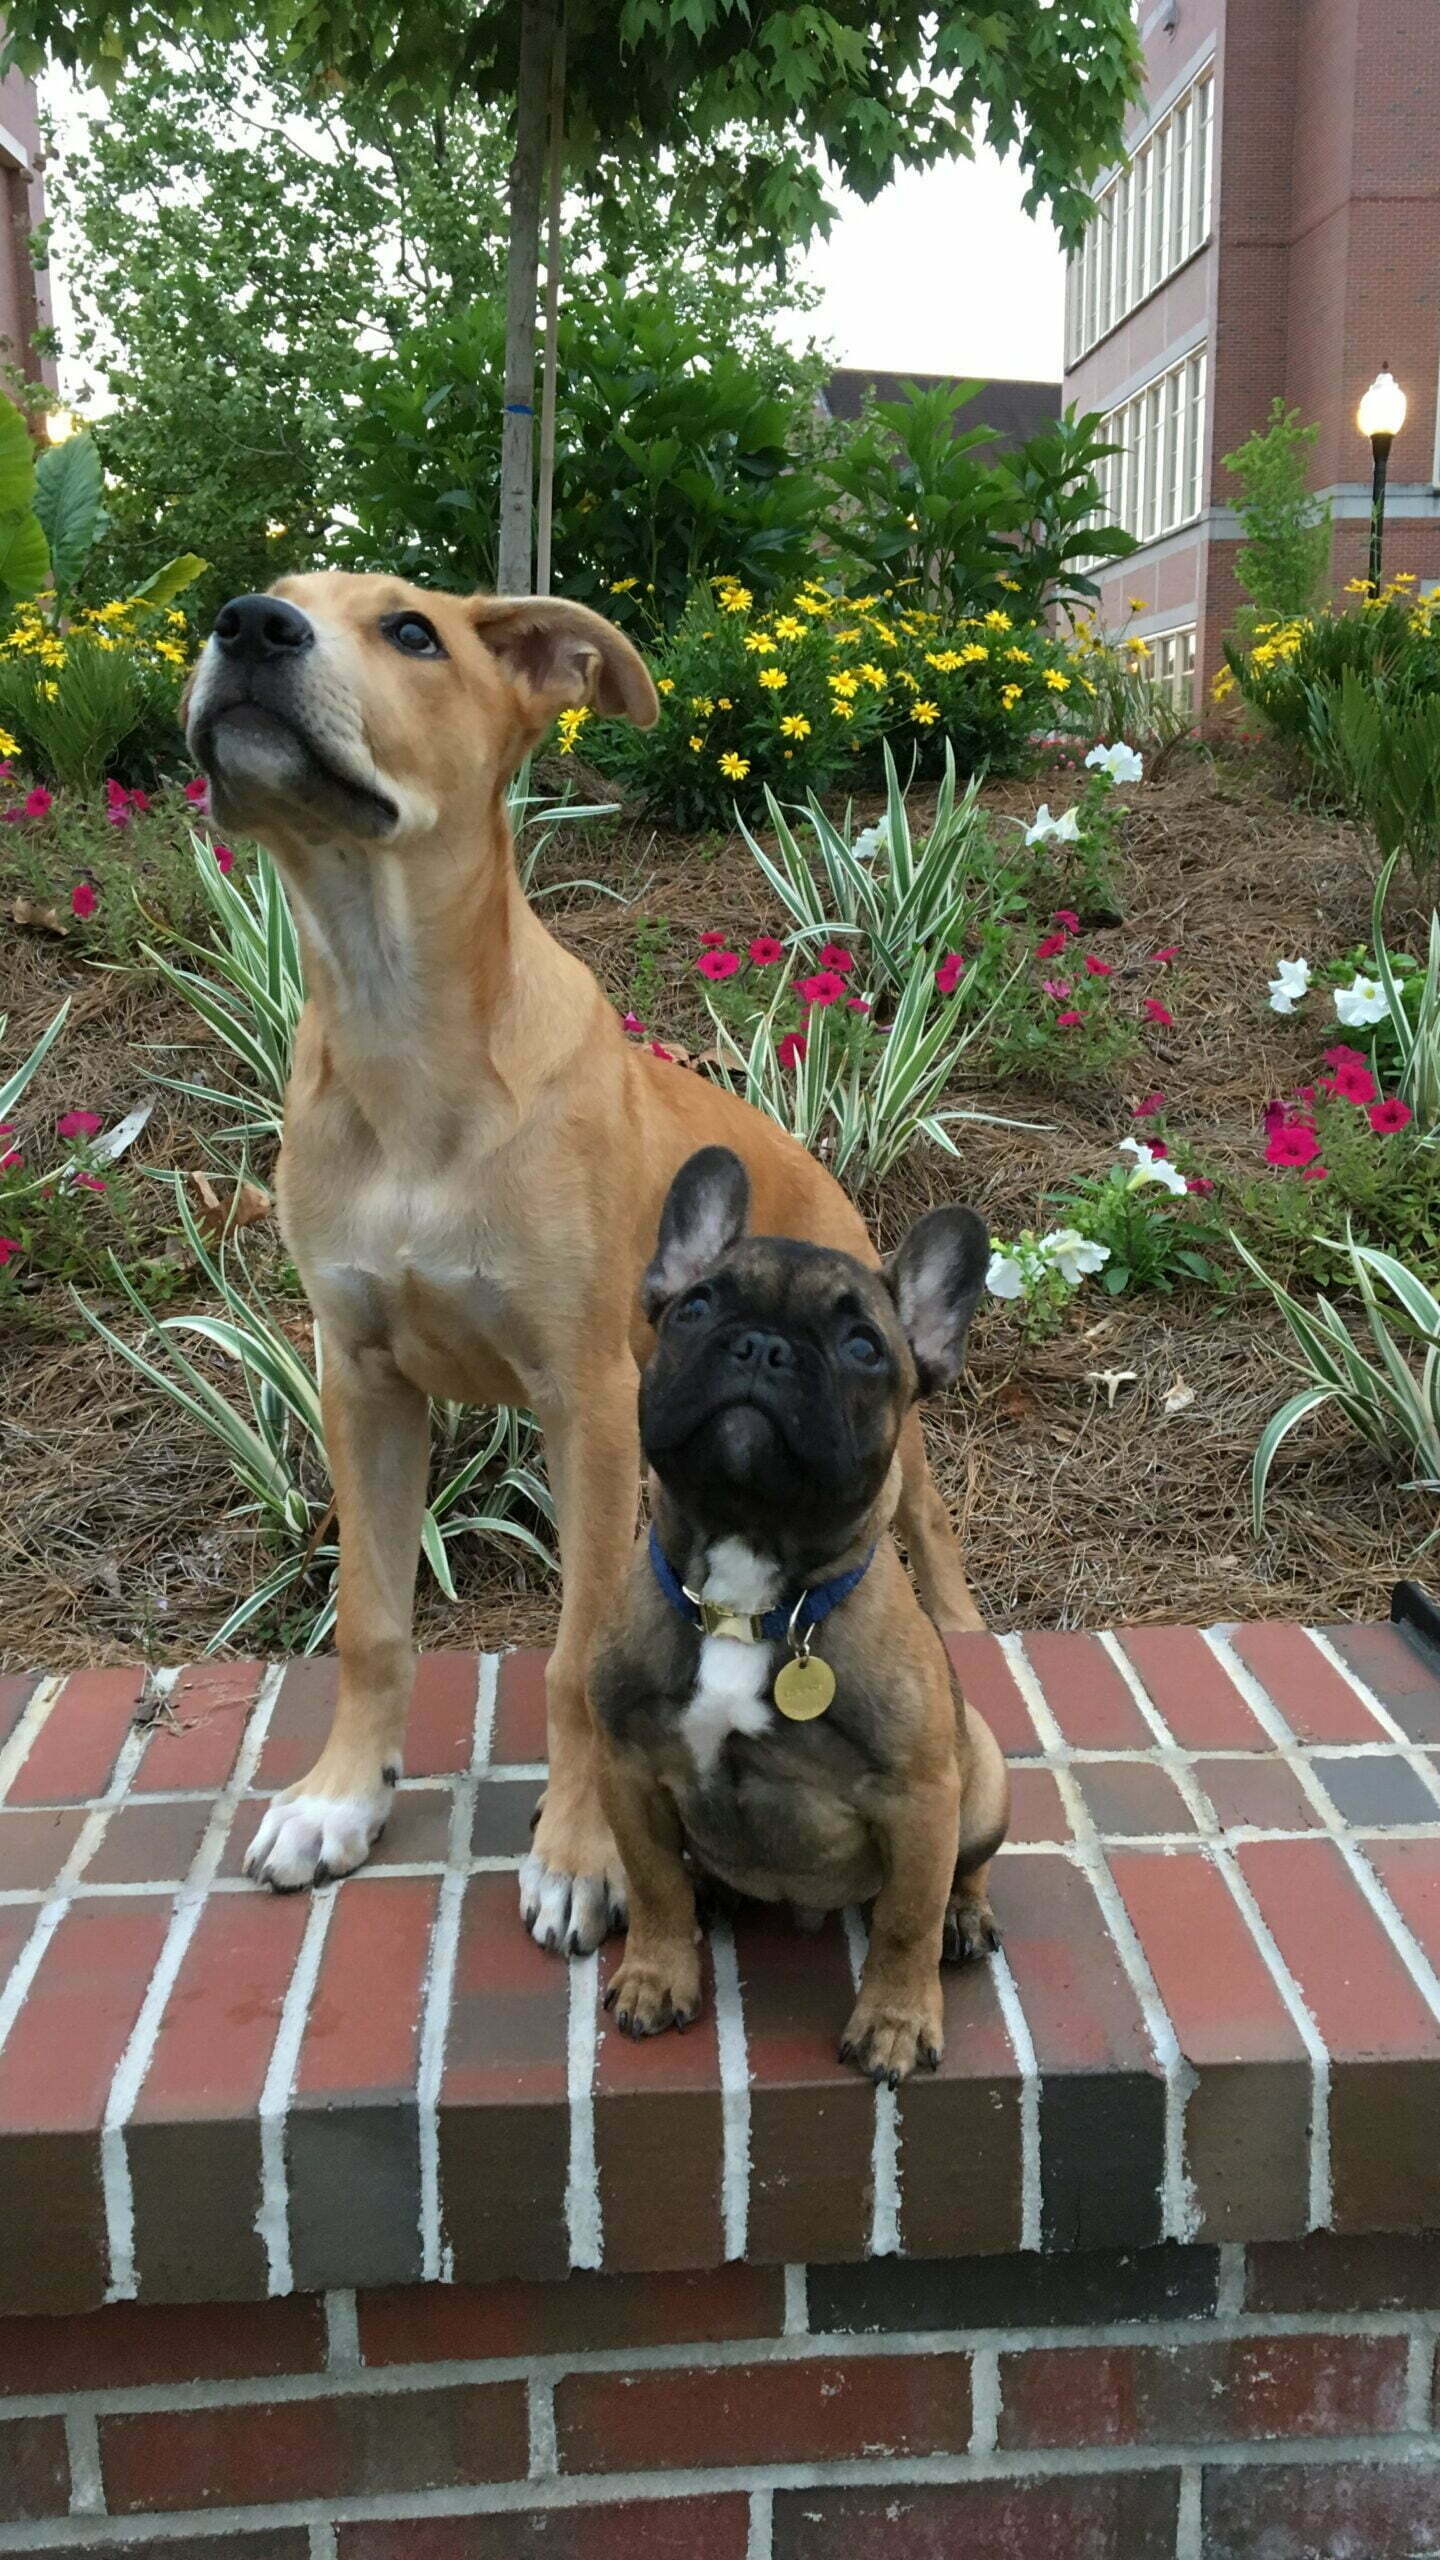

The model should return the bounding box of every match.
[34,434,103,590]
[128,551,207,611]
[0,503,49,605]
[0,394,35,518]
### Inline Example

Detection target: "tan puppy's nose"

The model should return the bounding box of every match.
[212,593,314,664]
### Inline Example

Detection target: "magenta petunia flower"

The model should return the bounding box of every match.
[1055,1009,1083,1028]
[698,929,728,949]
[214,843,235,874]
[696,950,741,982]
[934,953,967,996]
[1369,1096,1413,1135]
[1132,1091,1165,1118]
[70,882,98,920]
[1051,909,1080,933]
[1266,1120,1321,1169]
[184,776,210,806]
[72,1171,106,1194]
[818,943,855,974]
[56,1109,103,1139]
[1143,998,1174,1027]
[1152,945,1180,966]
[1083,955,1113,977]
[748,936,783,966]
[1034,932,1068,960]
[0,1236,21,1267]
[1042,978,1071,1000]
[622,1012,645,1037]
[798,970,847,1008]
[776,1032,808,1068]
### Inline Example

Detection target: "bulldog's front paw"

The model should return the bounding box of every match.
[244,1760,398,1890]
[839,1975,944,2086]
[603,1939,702,2039]
[520,1786,628,1955]
[943,1888,1002,1965]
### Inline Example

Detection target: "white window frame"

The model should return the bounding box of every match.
[1099,347,1207,549]
[1066,65,1215,365]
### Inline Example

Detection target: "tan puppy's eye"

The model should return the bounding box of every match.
[380,611,447,660]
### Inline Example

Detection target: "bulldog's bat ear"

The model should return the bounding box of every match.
[885,1206,990,1396]
[642,1147,750,1322]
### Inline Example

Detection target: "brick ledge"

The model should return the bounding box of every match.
[2,1619,1440,2315]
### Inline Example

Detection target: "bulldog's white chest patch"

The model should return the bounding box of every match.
[680,1539,781,1779]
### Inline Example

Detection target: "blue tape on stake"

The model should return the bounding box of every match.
[504,401,534,416]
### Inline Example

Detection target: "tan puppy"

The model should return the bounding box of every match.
[184,573,985,1952]
[593,1148,1009,2083]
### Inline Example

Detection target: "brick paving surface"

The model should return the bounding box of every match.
[3,1622,1440,2314]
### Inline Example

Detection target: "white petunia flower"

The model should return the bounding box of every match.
[1085,740,1144,784]
[1024,802,1081,846]
[1333,973,1390,1029]
[1267,956,1311,1014]
[851,823,889,864]
[1039,1227,1112,1285]
[1118,1137,1189,1196]
[985,1251,1027,1300]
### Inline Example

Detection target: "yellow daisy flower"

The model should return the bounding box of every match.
[858,662,887,690]
[743,631,777,653]
[718,586,752,614]
[656,676,675,694]
[924,650,964,673]
[831,700,855,721]
[719,751,750,779]
[912,700,940,725]
[1043,669,1070,692]
[555,705,591,752]
[773,615,805,641]
[609,577,637,594]
[1001,683,1023,710]
[690,696,715,715]
[983,610,1012,632]
[1005,647,1031,665]
[958,643,988,666]
[689,734,705,751]
[780,713,811,738]
[998,576,1021,593]
[718,697,733,710]
[758,667,788,691]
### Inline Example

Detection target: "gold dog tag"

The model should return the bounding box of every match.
[774,1654,836,1720]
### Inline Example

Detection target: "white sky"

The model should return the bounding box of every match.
[785,146,1065,382]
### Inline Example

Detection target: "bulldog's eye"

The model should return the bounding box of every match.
[381,612,446,659]
[673,1286,712,1326]
[841,1325,885,1370]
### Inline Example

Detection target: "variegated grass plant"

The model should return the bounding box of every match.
[78,1177,556,1652]
[1238,1228,1440,1533]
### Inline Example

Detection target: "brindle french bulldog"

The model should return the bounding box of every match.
[590,1146,1010,2086]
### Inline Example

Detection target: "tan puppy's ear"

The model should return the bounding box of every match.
[470,594,660,729]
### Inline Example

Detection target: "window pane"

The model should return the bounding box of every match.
[1173,99,1192,263]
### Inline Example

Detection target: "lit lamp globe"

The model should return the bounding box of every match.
[1357,368,1407,445]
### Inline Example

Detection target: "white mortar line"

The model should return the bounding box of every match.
[782,2265,809,2336]
[746,2486,774,2560]
[308,2529,337,2560]
[968,2348,1001,2456]
[102,1665,284,2301]
[0,1714,154,2066]
[4,2309,1439,2426]
[1404,2331,1434,2434]
[1207,1629,1440,2031]
[63,2410,104,2518]
[710,1916,751,2262]
[1107,1632,1335,2232]
[989,1946,1042,2253]
[1215,2243,1246,2319]
[1176,2464,1203,2560]
[0,1671,63,1803]
[255,1887,335,2296]
[527,2375,559,2481]
[842,1906,901,2258]
[417,1653,497,2284]
[6,2433,1440,2548]
[1005,1633,1198,2242]
[324,2289,360,2372]
[565,1949,603,2273]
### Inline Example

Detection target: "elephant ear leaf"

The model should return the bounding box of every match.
[128,552,207,613]
[35,434,103,591]
[0,505,49,606]
[0,394,36,517]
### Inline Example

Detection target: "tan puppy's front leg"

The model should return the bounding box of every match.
[520,1362,640,1955]
[599,1748,702,2037]
[246,1335,429,1891]
[841,1761,961,2086]
[893,1405,983,1633]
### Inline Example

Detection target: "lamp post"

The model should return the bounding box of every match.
[1357,366,1407,595]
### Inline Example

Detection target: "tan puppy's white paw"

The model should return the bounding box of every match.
[245,1777,396,1891]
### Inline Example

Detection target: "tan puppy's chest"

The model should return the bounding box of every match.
[294,1159,543,1407]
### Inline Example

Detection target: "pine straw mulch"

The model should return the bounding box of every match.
[2,747,1432,1675]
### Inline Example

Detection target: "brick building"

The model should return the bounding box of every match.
[1062,0,1440,709]
[0,54,52,389]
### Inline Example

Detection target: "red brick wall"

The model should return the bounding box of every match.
[0,65,54,387]
[2,2237,1437,2553]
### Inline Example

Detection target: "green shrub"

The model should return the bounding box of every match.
[588,574,1081,828]
[344,292,822,625]
[1221,580,1440,758]
[1241,1233,1440,1532]
[1222,400,1331,622]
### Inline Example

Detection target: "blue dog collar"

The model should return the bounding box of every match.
[647,1523,874,1648]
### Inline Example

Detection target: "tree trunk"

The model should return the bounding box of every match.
[497,0,557,595]
[534,11,567,598]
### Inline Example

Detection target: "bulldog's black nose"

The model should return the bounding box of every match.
[730,1328,795,1374]
[212,594,314,662]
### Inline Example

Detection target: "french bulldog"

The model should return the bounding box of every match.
[590,1145,1011,2085]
